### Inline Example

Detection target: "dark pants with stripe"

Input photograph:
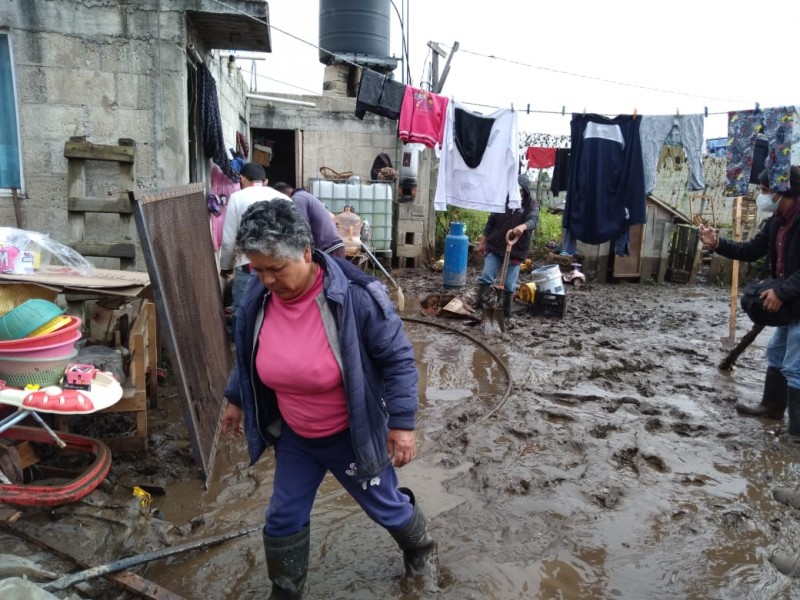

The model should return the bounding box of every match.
[265,425,414,537]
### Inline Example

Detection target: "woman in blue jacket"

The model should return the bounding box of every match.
[221,200,436,598]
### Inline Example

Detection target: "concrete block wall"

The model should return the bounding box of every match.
[0,0,251,272]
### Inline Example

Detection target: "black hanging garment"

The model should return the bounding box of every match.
[565,114,646,246]
[355,69,405,121]
[197,63,238,182]
[750,137,769,184]
[550,148,571,195]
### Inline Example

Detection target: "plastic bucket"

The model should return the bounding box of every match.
[530,264,565,295]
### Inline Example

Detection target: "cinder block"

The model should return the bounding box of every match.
[46,68,115,106]
[20,104,84,141]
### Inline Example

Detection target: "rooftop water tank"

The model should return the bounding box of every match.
[319,0,392,66]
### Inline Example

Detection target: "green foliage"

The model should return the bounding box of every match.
[530,210,563,257]
[434,206,565,259]
[434,206,487,253]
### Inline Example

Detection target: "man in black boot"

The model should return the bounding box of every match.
[735,366,787,419]
[700,166,800,437]
[389,488,439,592]
[788,387,800,440]
[502,290,514,320]
[263,526,310,600]
[473,283,492,311]
[474,174,539,311]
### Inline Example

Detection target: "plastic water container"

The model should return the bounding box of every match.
[531,264,565,295]
[335,206,362,256]
[443,222,469,289]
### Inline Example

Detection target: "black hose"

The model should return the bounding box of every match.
[400,316,513,424]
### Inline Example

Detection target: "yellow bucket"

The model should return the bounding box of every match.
[518,281,536,304]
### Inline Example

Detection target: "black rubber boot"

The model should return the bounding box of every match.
[263,526,310,600]
[788,387,800,439]
[502,291,514,319]
[389,488,438,591]
[735,367,787,419]
[474,283,492,311]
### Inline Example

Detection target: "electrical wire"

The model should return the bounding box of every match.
[208,0,763,119]
[447,43,752,105]
[388,0,411,84]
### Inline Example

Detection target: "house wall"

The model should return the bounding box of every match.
[0,0,250,270]
[249,90,434,264]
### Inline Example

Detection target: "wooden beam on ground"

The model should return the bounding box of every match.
[1,524,184,600]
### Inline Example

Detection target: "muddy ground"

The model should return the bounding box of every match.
[4,264,800,599]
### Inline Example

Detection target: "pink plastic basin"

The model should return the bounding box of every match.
[0,316,82,351]
[0,330,82,358]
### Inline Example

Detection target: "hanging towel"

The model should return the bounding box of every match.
[398,86,449,148]
[564,113,646,246]
[726,106,800,196]
[526,147,556,169]
[639,114,704,194]
[354,68,405,121]
[197,63,238,182]
[434,101,520,213]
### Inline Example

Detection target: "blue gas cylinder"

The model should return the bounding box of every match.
[443,221,469,289]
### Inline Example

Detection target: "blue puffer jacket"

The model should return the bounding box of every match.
[223,251,418,483]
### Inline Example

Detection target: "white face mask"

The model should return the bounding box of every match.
[756,192,778,213]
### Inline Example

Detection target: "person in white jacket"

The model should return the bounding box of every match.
[219,162,290,328]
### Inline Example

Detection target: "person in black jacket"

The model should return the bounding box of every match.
[699,166,800,434]
[474,173,539,318]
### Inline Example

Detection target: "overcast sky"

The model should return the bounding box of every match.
[243,0,796,141]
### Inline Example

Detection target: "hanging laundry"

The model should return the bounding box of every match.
[354,68,406,121]
[550,148,571,195]
[236,131,250,160]
[726,106,800,196]
[197,63,239,182]
[639,114,704,194]
[210,164,241,251]
[564,113,646,247]
[398,86,449,149]
[526,147,556,169]
[434,101,520,213]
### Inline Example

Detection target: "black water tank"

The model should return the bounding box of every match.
[319,0,391,64]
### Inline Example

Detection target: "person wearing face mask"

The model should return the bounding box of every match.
[699,165,800,432]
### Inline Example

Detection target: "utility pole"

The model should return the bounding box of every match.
[427,41,459,93]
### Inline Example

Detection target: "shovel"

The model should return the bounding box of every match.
[484,230,519,334]
[360,242,405,312]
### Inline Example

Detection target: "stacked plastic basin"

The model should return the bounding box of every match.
[0,299,82,389]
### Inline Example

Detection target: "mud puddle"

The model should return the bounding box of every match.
[4,271,800,599]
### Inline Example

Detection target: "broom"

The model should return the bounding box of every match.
[360,242,405,312]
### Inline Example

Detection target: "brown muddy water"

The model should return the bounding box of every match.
[4,269,800,599]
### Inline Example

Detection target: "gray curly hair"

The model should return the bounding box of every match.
[236,199,313,261]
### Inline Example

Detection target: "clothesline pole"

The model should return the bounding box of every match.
[728,196,742,347]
